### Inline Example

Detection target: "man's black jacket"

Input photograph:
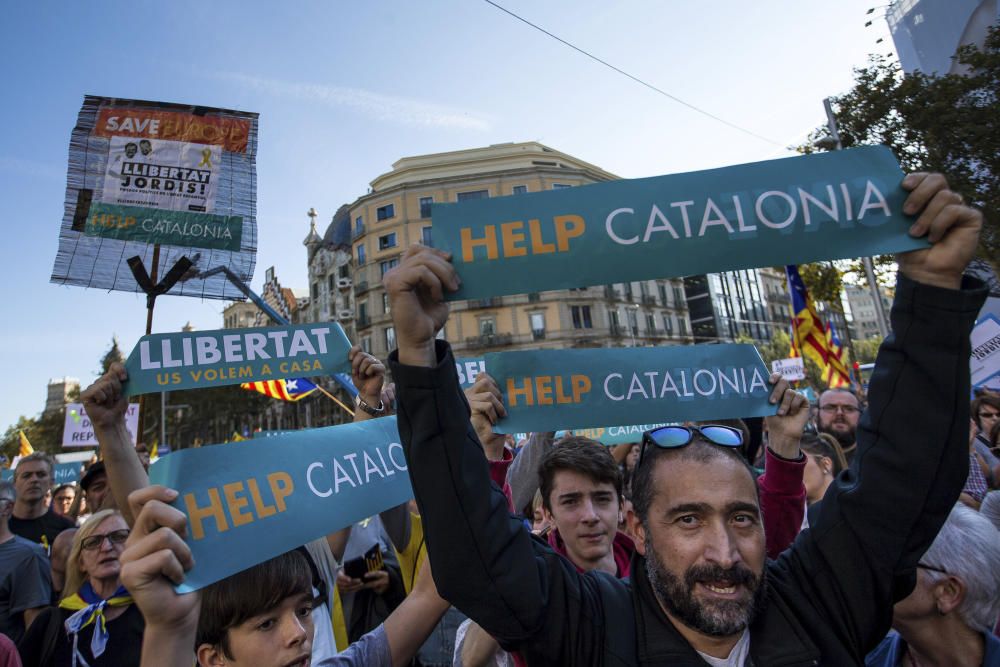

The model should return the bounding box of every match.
[391,274,985,666]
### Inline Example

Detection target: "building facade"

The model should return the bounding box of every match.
[684,270,774,344]
[44,377,79,416]
[845,284,893,340]
[303,206,356,342]
[346,142,693,358]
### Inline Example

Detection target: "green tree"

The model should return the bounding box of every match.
[797,25,1000,269]
[852,336,884,365]
[739,331,827,393]
[99,337,125,374]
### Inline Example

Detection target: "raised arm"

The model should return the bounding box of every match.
[82,363,149,526]
[777,172,986,650]
[506,431,556,514]
[385,246,603,660]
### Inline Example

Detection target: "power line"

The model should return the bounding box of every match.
[481,0,786,147]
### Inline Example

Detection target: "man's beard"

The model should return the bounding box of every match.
[644,545,766,637]
[819,422,856,450]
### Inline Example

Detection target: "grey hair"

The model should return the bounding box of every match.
[920,503,1000,632]
[0,480,14,503]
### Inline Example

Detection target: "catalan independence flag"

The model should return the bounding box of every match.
[241,378,318,402]
[824,320,852,388]
[785,265,851,389]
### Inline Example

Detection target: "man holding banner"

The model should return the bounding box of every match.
[387,171,985,665]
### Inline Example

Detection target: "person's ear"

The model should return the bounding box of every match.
[932,576,965,616]
[541,504,555,525]
[627,510,647,556]
[197,643,227,667]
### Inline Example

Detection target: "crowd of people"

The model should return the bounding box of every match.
[1,171,998,666]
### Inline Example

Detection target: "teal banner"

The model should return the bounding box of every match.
[486,345,774,433]
[433,146,925,300]
[455,357,487,388]
[149,416,412,592]
[123,323,352,396]
[562,423,676,446]
[84,203,243,251]
[2,462,82,484]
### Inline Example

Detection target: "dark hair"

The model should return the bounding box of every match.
[631,438,757,524]
[800,432,848,474]
[196,550,313,658]
[538,436,623,511]
[819,388,863,408]
[52,484,76,497]
[972,394,1000,430]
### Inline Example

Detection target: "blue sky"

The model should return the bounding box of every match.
[0,0,896,433]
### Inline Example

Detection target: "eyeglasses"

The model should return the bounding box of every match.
[638,425,743,468]
[917,562,949,576]
[819,405,860,415]
[81,529,130,551]
[978,411,1000,420]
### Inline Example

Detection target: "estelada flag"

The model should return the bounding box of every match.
[240,378,317,402]
[18,431,34,457]
[785,265,850,388]
[824,320,852,388]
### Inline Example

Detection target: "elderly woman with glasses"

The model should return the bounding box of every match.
[17,509,144,667]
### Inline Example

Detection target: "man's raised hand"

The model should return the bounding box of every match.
[464,372,508,460]
[383,245,460,367]
[349,344,386,404]
[81,362,130,430]
[898,172,982,290]
[764,373,810,458]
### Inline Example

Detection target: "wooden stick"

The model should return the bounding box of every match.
[137,245,161,450]
[313,383,355,418]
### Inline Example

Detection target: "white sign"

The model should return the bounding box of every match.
[62,402,139,447]
[102,136,221,213]
[971,315,1000,389]
[771,357,806,381]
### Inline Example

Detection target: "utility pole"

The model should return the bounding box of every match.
[822,97,890,339]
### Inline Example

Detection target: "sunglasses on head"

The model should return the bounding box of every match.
[638,425,744,468]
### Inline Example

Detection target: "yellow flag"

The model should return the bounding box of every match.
[149,441,159,462]
[18,431,34,457]
[231,431,247,442]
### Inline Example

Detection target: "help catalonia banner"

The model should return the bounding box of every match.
[433,146,926,300]
[123,323,352,396]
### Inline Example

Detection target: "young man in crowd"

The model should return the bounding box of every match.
[971,393,1000,486]
[0,480,51,644]
[80,461,112,513]
[386,171,984,665]
[9,454,74,554]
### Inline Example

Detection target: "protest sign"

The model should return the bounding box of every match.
[51,96,259,300]
[63,402,139,447]
[771,357,806,381]
[123,323,352,396]
[1,462,82,484]
[149,416,412,592]
[971,314,1000,390]
[433,146,926,300]
[455,356,487,388]
[561,423,674,446]
[485,345,774,433]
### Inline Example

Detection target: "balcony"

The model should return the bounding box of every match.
[604,286,617,300]
[527,292,541,303]
[356,314,370,328]
[532,329,546,341]
[610,323,623,337]
[354,280,370,296]
[641,295,657,306]
[463,332,513,349]
[352,224,365,240]
[469,297,501,309]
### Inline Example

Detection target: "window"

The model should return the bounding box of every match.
[610,309,621,329]
[376,204,395,221]
[354,216,364,236]
[361,336,371,353]
[382,293,390,314]
[339,264,349,279]
[658,284,669,306]
[384,327,396,351]
[421,226,433,247]
[552,183,571,190]
[311,283,319,299]
[356,244,366,265]
[328,275,336,291]
[358,301,368,323]
[530,313,546,340]
[571,305,593,329]
[378,233,397,250]
[419,197,434,219]
[679,318,688,336]
[380,258,399,278]
[664,314,674,335]
[457,190,489,202]
[479,318,496,336]
[512,185,527,195]
[673,285,684,305]
[646,313,656,332]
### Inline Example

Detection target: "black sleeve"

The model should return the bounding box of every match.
[773,273,986,653]
[15,606,55,667]
[391,342,608,664]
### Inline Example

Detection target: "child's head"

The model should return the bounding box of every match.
[196,550,315,667]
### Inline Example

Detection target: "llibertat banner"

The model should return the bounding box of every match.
[149,416,412,592]
[63,402,139,447]
[485,345,774,433]
[50,96,259,300]
[122,323,352,396]
[433,146,926,300]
